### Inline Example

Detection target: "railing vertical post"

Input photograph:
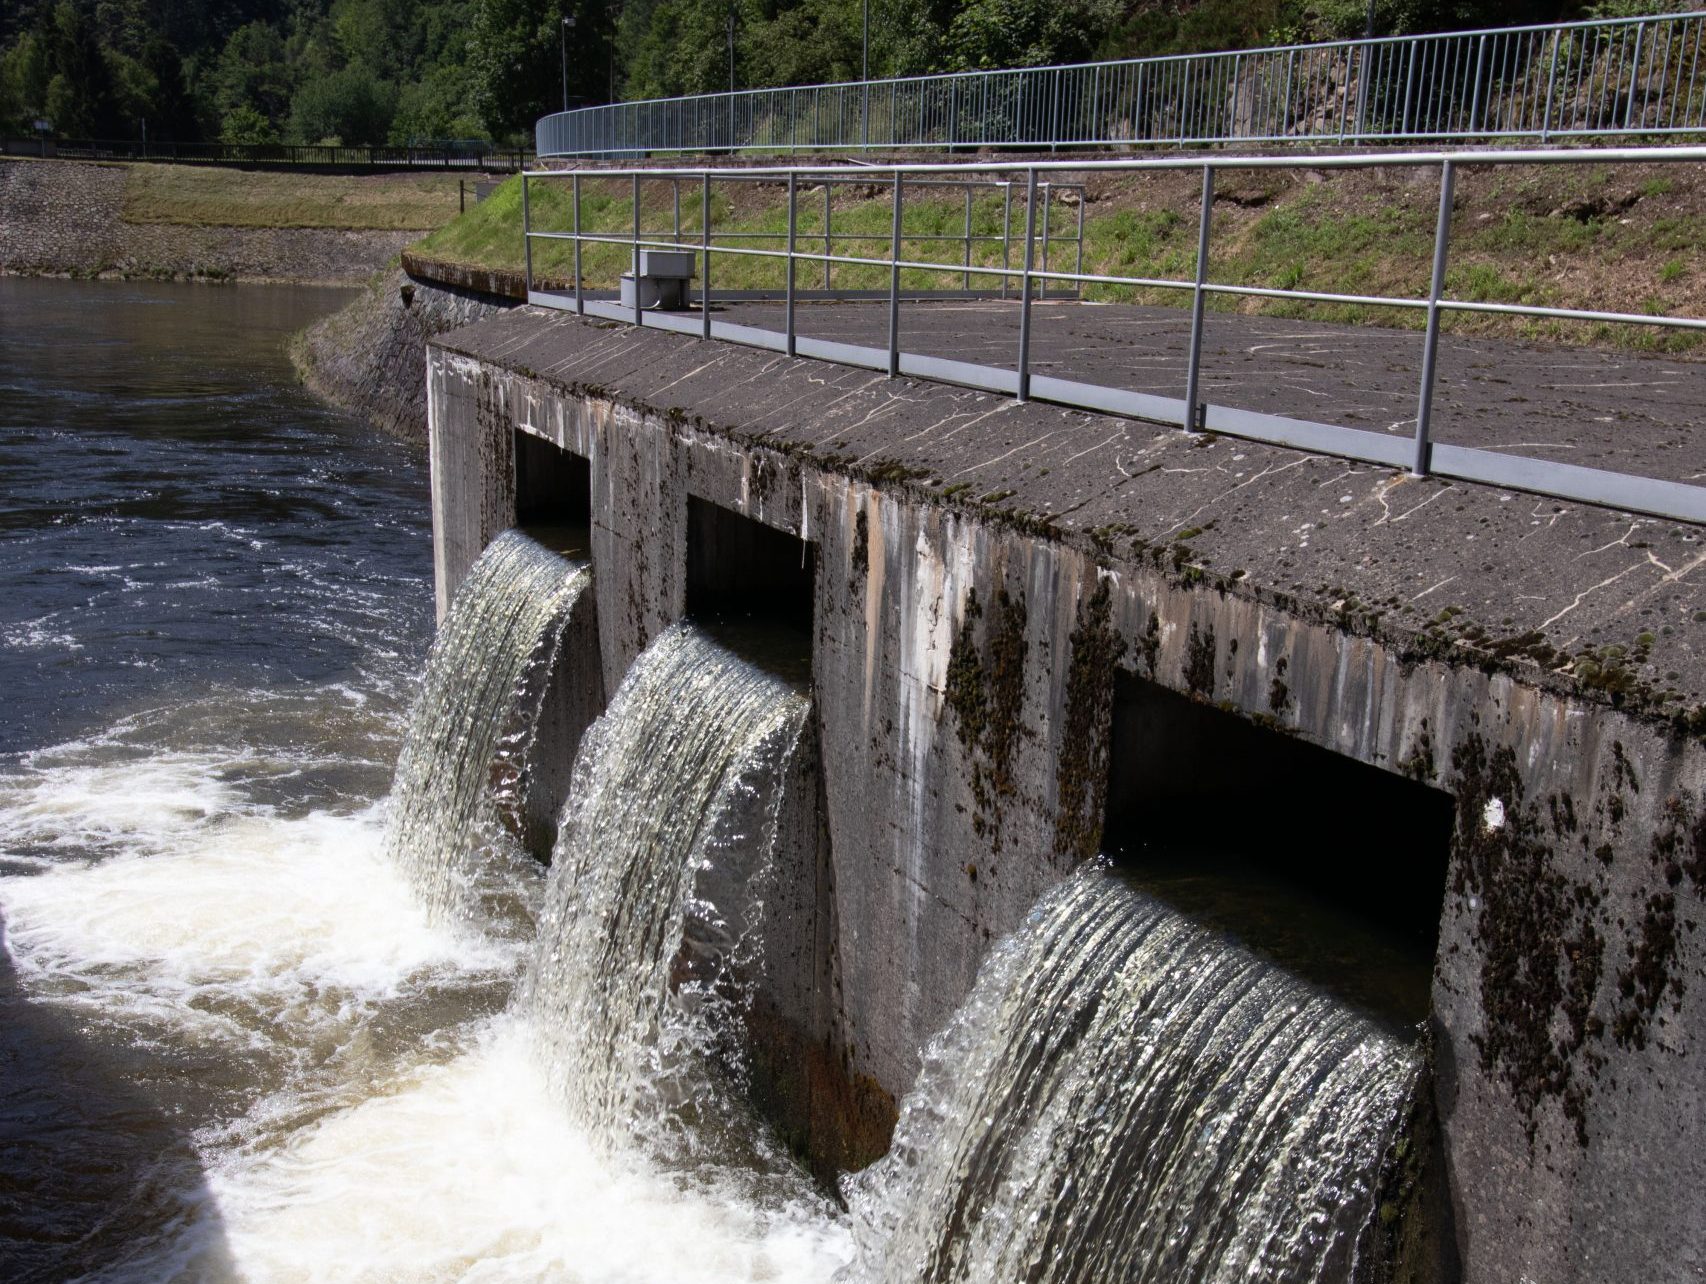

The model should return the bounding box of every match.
[1182,164,1215,432]
[823,181,833,289]
[673,179,682,244]
[572,172,584,314]
[1413,159,1456,477]
[1626,20,1647,129]
[1074,185,1086,289]
[1016,168,1039,402]
[1542,30,1562,141]
[1039,182,1052,299]
[1401,39,1420,134]
[522,171,533,297]
[1230,52,1243,138]
[785,172,798,357]
[701,174,712,339]
[1470,33,1489,133]
[632,173,643,326]
[1282,48,1297,137]
[963,186,974,290]
[887,170,903,377]
[1000,181,1013,300]
[1050,67,1063,150]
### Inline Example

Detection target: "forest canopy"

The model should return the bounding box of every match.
[0,0,1643,145]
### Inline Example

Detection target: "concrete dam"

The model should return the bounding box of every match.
[422,273,1706,1282]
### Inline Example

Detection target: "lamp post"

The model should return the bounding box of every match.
[561,14,576,113]
[727,9,735,93]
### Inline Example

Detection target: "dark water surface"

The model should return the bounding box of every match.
[0,280,439,1279]
[0,278,431,765]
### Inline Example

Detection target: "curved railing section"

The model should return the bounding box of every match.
[538,11,1706,157]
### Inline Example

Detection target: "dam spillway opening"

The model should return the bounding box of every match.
[688,495,816,635]
[513,427,591,558]
[1102,668,1456,1028]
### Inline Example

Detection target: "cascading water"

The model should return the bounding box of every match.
[384,529,589,925]
[844,864,1420,1284]
[0,282,850,1281]
[522,622,813,1164]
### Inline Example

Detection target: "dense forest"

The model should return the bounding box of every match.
[0,0,1660,146]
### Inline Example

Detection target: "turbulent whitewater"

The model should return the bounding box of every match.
[845,865,1420,1284]
[522,623,813,1161]
[385,530,589,924]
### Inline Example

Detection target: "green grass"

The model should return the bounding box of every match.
[123,163,466,230]
[410,172,1706,352]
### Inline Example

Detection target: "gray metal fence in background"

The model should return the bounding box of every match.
[0,136,528,171]
[520,148,1706,525]
[538,11,1706,157]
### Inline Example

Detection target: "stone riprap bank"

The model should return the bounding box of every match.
[0,159,416,283]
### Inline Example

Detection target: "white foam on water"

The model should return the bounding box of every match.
[165,1020,852,1284]
[0,748,248,859]
[0,799,516,1048]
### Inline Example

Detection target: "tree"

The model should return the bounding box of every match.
[42,1,121,136]
[220,100,280,141]
[211,20,295,125]
[289,62,396,141]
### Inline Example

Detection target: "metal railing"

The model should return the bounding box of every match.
[538,11,1706,157]
[0,136,528,171]
[520,149,1706,524]
[522,170,1084,305]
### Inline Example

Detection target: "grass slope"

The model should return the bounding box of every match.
[122,164,468,231]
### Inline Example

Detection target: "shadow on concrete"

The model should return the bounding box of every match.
[0,910,232,1281]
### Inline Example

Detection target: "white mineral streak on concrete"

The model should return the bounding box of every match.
[892,508,970,1035]
[862,490,886,738]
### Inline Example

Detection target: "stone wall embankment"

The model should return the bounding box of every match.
[0,159,416,282]
[290,265,515,440]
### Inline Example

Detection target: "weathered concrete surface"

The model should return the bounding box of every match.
[716,297,1706,483]
[428,305,1705,1284]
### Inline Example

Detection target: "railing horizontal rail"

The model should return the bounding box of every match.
[539,11,1706,157]
[519,148,1706,525]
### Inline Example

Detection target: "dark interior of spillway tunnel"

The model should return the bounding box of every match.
[513,428,592,559]
[686,496,816,684]
[1102,670,1455,1031]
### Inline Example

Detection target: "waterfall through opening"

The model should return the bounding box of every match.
[844,866,1427,1284]
[514,429,591,561]
[521,622,818,1178]
[385,530,591,928]
[1104,669,1454,1028]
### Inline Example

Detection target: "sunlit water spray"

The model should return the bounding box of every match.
[384,530,590,926]
[523,624,818,1167]
[843,865,1420,1284]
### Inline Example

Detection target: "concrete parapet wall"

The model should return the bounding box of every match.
[427,309,1705,1283]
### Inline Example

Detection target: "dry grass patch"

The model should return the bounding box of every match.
[122,164,467,230]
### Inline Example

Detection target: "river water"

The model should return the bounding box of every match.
[0,279,850,1282]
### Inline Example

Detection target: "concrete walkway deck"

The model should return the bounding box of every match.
[715,299,1705,486]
